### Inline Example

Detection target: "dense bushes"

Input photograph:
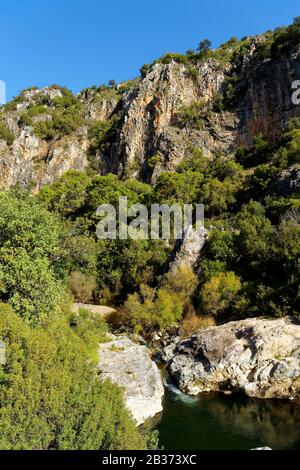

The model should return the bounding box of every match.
[0,190,150,450]
[124,266,198,333]
[201,272,241,318]
[0,303,146,450]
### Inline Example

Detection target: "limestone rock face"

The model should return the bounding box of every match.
[164,317,300,399]
[238,47,300,147]
[1,42,300,190]
[79,88,118,121]
[98,335,164,426]
[168,225,207,272]
[0,128,89,191]
[105,61,236,180]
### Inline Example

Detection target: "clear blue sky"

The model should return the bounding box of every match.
[1,0,299,100]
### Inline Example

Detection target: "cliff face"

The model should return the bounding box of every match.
[106,61,237,181]
[1,39,300,190]
[237,46,300,146]
[0,128,89,191]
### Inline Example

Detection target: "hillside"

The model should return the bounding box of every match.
[0,18,300,451]
[1,20,300,190]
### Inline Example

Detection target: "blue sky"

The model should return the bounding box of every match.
[1,0,299,100]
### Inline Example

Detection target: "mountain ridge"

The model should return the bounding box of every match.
[1,21,300,190]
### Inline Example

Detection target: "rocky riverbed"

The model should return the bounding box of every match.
[97,317,300,431]
[163,317,300,400]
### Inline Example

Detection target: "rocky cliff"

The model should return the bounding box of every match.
[1,32,300,190]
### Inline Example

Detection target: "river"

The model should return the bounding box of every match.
[156,383,300,450]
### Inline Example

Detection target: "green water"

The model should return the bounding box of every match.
[157,385,300,450]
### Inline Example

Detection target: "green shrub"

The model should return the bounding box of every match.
[212,93,224,112]
[201,272,241,317]
[177,147,208,173]
[39,170,91,216]
[0,122,14,145]
[0,303,146,450]
[174,101,207,130]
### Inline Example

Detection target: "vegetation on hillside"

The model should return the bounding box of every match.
[1,18,300,450]
[35,117,300,329]
[0,190,152,450]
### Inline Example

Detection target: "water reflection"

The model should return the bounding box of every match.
[157,387,300,450]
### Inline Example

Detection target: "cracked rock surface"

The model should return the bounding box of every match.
[163,317,300,399]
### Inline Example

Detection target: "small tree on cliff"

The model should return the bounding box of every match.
[198,39,212,58]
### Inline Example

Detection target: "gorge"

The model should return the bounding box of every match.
[1,18,300,450]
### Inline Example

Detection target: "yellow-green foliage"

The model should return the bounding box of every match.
[201,272,241,317]
[180,311,216,338]
[124,266,198,332]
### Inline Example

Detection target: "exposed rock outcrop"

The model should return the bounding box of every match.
[0,128,89,191]
[71,303,116,320]
[98,335,164,426]
[1,39,300,190]
[163,317,300,399]
[238,47,300,147]
[104,61,237,180]
[267,163,300,197]
[79,88,119,121]
[168,225,207,272]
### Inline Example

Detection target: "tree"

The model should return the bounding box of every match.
[108,79,117,88]
[236,201,273,259]
[207,229,236,263]
[0,303,146,450]
[293,16,300,26]
[124,283,184,333]
[140,64,151,78]
[39,170,91,216]
[198,39,212,57]
[155,171,203,205]
[0,192,65,325]
[162,265,198,303]
[201,177,240,216]
[201,272,241,317]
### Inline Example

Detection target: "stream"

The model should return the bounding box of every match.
[156,382,300,450]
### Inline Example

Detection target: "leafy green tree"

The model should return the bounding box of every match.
[236,201,273,259]
[199,259,226,284]
[39,171,91,216]
[124,266,197,332]
[162,265,198,303]
[207,229,236,263]
[155,171,203,205]
[201,178,240,216]
[0,192,65,325]
[198,39,212,57]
